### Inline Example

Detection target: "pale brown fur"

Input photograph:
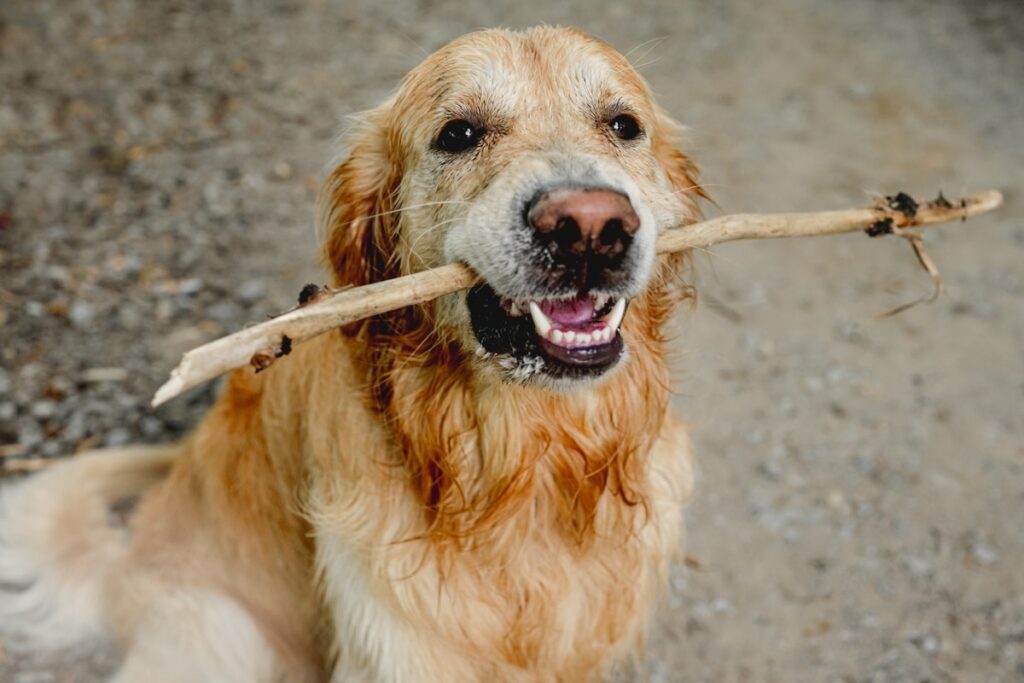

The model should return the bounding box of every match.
[0,27,703,682]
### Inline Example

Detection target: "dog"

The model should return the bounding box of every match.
[0,26,704,682]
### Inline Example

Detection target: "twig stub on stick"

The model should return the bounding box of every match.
[870,191,963,318]
[151,189,1003,407]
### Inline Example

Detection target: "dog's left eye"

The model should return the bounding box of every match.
[608,114,643,141]
[434,119,484,153]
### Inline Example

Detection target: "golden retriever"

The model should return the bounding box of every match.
[0,26,704,682]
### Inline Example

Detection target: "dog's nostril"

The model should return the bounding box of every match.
[555,216,578,236]
[551,218,583,253]
[601,219,624,245]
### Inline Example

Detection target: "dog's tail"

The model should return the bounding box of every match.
[0,446,176,653]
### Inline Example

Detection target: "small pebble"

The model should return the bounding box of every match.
[803,376,825,393]
[968,637,994,652]
[40,440,63,457]
[273,161,292,179]
[0,401,16,420]
[69,300,97,327]
[913,634,940,655]
[207,300,241,322]
[178,277,204,295]
[238,279,266,303]
[140,416,164,438]
[848,82,873,99]
[18,422,44,448]
[902,554,931,577]
[31,400,57,419]
[105,428,131,447]
[971,541,1000,566]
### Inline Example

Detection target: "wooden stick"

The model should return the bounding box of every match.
[1,457,51,474]
[152,189,1003,407]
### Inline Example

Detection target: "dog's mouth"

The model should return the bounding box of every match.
[466,284,627,381]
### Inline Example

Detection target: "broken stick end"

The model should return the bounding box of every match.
[970,189,1003,213]
[151,374,185,408]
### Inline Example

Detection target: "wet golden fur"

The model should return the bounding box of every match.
[0,27,703,682]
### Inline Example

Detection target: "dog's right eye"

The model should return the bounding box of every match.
[434,119,484,154]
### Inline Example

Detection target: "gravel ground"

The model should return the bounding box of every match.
[1,0,1022,681]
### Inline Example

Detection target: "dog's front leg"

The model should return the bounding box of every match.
[319,535,473,683]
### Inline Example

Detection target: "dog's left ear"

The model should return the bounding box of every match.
[651,107,708,217]
[318,106,400,288]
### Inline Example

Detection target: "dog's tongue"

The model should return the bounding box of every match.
[540,297,596,325]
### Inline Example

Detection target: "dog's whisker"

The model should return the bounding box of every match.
[395,30,430,59]
[361,200,470,223]
[669,182,728,197]
[690,244,741,270]
[627,55,665,72]
[404,217,461,259]
[623,35,667,63]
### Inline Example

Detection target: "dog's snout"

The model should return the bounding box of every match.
[527,189,640,284]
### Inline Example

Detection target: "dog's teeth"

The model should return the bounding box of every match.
[528,301,552,337]
[602,299,626,331]
[532,299,623,348]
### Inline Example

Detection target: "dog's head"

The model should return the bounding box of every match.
[320,27,702,389]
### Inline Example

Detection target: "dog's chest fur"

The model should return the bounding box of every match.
[299,333,693,682]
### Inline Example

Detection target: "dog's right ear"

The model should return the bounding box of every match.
[318,106,400,288]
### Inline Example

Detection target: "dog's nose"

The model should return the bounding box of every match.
[527,189,640,283]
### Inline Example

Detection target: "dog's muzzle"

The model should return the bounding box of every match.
[467,185,646,382]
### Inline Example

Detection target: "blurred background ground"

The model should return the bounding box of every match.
[0,0,1022,681]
